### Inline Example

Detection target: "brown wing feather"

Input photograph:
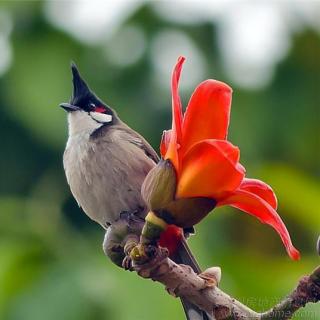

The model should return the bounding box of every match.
[117,123,160,164]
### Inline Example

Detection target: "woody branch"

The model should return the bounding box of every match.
[129,244,320,320]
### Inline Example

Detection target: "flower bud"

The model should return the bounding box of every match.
[141,159,177,210]
[141,159,216,228]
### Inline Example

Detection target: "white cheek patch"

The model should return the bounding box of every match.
[89,112,113,124]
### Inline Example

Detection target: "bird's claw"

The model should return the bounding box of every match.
[130,244,155,265]
[119,208,145,225]
[122,255,134,271]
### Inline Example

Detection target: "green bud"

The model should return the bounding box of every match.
[141,159,177,210]
[141,159,216,228]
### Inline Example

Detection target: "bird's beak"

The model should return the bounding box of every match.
[59,103,81,112]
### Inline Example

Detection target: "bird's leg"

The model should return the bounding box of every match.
[119,206,145,222]
[103,210,144,269]
[122,234,140,270]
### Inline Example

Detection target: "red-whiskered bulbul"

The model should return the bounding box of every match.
[60,64,211,320]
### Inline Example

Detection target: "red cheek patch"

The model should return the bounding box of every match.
[95,106,106,113]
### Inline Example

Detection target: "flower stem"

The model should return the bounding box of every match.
[141,211,168,246]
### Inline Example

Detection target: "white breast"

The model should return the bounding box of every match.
[68,110,103,136]
[63,125,155,228]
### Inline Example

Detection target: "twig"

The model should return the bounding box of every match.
[260,266,320,319]
[130,245,320,320]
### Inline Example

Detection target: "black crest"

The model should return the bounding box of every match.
[70,63,103,111]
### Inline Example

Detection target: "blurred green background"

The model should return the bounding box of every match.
[0,1,319,319]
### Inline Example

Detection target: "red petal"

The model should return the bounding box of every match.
[218,190,300,260]
[159,225,183,255]
[240,178,278,209]
[160,130,171,158]
[176,140,245,199]
[181,79,232,156]
[165,56,185,171]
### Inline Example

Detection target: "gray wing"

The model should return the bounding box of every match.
[117,123,160,164]
[86,122,157,224]
[90,121,159,164]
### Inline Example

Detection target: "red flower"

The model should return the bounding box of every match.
[157,56,300,260]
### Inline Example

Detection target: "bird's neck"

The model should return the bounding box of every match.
[68,111,103,137]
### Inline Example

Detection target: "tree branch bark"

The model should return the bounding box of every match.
[130,246,320,320]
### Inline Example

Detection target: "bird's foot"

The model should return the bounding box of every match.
[130,243,157,265]
[122,255,133,271]
[122,234,140,271]
[119,207,145,223]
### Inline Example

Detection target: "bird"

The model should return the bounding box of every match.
[60,63,212,320]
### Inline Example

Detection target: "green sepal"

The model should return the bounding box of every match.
[158,197,217,228]
[140,219,166,246]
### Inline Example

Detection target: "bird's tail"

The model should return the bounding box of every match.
[171,236,212,320]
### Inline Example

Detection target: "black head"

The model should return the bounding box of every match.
[60,63,114,119]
